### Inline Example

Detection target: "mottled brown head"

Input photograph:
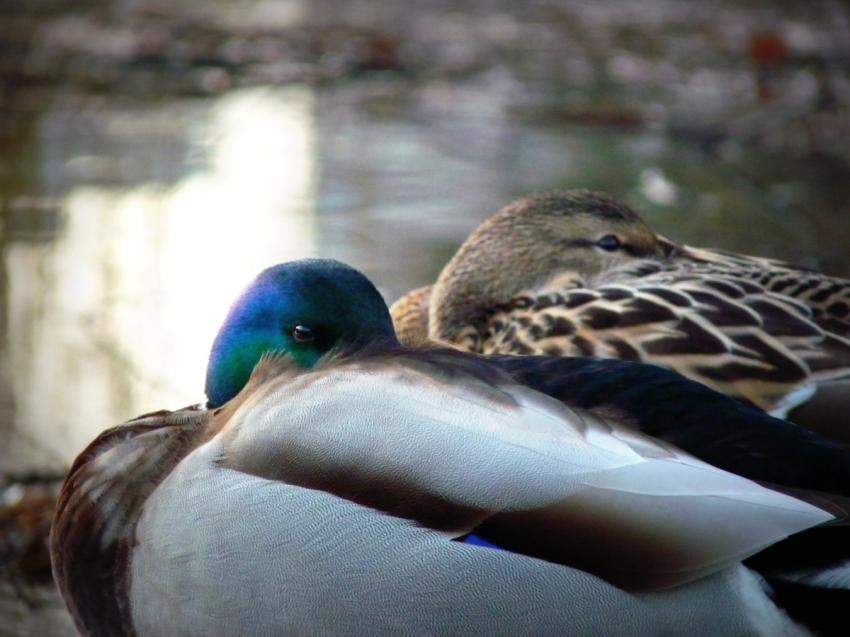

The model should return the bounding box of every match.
[430,190,669,342]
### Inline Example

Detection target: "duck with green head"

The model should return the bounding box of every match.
[52,259,850,637]
[204,258,397,407]
[390,190,850,443]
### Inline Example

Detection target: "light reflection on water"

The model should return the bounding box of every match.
[3,86,317,469]
[3,78,849,476]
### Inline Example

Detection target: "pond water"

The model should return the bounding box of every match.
[1,0,849,633]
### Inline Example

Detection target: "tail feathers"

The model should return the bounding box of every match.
[765,578,850,636]
[749,524,850,636]
[790,561,850,590]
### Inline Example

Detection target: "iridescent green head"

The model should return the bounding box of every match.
[204,259,398,407]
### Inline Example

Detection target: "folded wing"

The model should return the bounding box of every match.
[220,354,833,590]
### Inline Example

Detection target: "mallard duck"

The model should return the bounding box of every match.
[51,259,850,636]
[390,190,850,442]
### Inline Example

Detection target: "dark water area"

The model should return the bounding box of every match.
[1,0,849,633]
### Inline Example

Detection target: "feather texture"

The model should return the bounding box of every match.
[218,353,831,591]
[390,190,850,440]
[51,256,850,636]
[52,350,839,635]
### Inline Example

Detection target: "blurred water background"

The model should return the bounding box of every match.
[1,0,849,633]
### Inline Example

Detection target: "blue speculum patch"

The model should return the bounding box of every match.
[457,533,504,551]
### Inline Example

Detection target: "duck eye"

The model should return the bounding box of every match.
[291,324,314,343]
[597,235,621,252]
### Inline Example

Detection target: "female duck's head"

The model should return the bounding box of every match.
[205,259,398,407]
[429,190,670,341]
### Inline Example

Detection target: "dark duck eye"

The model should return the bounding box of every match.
[292,324,315,343]
[597,235,621,252]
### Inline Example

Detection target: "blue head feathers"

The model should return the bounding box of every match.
[204,259,398,407]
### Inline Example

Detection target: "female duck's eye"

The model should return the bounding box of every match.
[291,324,314,343]
[597,235,621,252]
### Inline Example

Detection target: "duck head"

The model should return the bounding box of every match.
[430,190,672,342]
[205,258,398,407]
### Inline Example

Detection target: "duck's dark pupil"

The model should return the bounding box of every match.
[292,324,314,342]
[597,235,621,251]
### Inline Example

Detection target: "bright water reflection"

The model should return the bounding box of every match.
[3,87,317,469]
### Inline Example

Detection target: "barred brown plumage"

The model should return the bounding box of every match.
[390,190,850,441]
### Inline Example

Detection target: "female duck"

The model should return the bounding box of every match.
[390,191,850,441]
[52,260,850,636]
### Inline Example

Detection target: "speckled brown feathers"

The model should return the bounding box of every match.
[50,406,209,637]
[391,190,850,439]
